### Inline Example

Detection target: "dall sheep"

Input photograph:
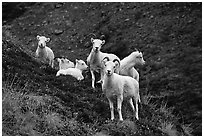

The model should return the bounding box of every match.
[55,57,75,70]
[86,38,120,89]
[56,59,88,81]
[102,57,140,121]
[35,35,55,68]
[119,51,145,82]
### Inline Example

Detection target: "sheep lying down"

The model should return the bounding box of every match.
[55,57,75,70]
[56,59,88,81]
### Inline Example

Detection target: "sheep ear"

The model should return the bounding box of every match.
[101,60,106,66]
[37,35,40,40]
[76,59,79,63]
[91,38,94,43]
[46,38,50,42]
[102,40,105,45]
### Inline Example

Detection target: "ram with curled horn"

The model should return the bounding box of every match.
[102,58,141,121]
[86,38,121,89]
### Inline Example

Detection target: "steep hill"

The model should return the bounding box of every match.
[2,2,202,135]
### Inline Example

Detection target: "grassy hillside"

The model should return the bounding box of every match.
[2,2,202,135]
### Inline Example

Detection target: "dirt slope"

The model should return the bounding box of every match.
[2,2,202,135]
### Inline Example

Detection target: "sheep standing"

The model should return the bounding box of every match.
[119,51,145,82]
[55,57,75,70]
[56,59,88,81]
[35,35,55,68]
[102,57,140,121]
[86,38,120,89]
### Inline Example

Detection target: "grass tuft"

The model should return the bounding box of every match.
[160,122,178,136]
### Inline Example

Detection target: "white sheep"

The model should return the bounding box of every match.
[56,59,88,81]
[101,57,140,121]
[35,35,55,68]
[86,38,120,89]
[119,51,145,82]
[55,57,75,70]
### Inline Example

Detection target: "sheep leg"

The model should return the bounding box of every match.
[97,70,104,84]
[133,97,139,120]
[128,98,135,112]
[50,59,54,68]
[108,98,114,121]
[56,71,60,76]
[117,96,123,121]
[90,69,95,89]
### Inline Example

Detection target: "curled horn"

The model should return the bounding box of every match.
[54,56,63,60]
[102,56,110,62]
[88,33,97,39]
[101,57,110,66]
[100,34,105,40]
[113,59,120,68]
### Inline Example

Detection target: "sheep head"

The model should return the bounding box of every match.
[133,51,146,65]
[102,57,120,76]
[75,59,88,71]
[91,38,105,52]
[37,35,50,48]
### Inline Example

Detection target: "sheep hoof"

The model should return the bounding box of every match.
[135,115,139,120]
[119,119,123,121]
[92,87,96,91]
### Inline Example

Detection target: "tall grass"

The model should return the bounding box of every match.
[160,122,178,136]
[2,74,94,135]
[181,124,193,136]
[142,93,180,136]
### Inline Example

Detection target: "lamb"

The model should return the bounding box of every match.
[56,59,88,81]
[55,57,75,70]
[35,35,55,68]
[119,51,145,82]
[86,38,120,89]
[102,57,140,121]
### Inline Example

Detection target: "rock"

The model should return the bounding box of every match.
[188,20,193,23]
[68,47,72,50]
[125,18,130,21]
[54,29,63,35]
[65,20,72,26]
[55,3,63,8]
